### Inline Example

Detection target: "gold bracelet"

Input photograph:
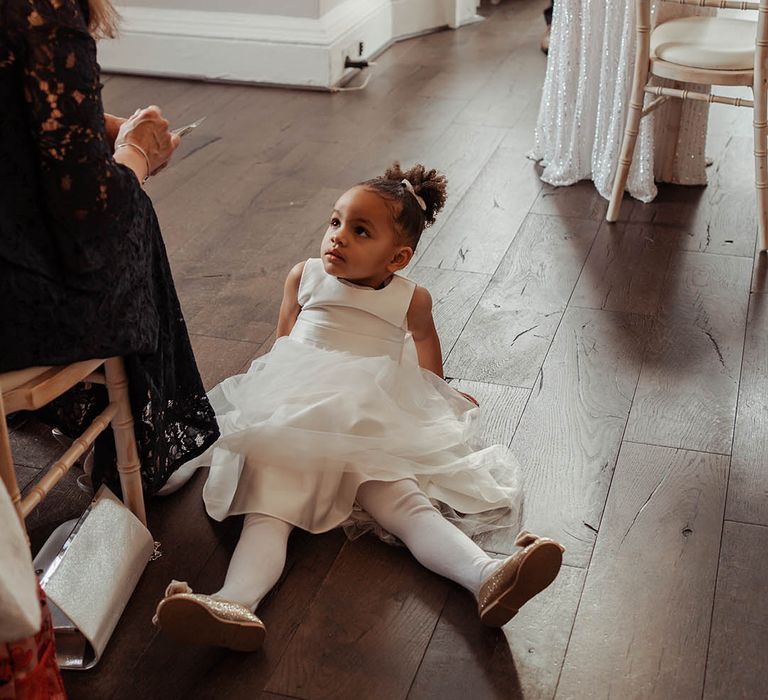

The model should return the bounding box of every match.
[115,142,151,184]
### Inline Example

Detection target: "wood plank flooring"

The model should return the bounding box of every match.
[557,444,729,699]
[8,1,768,698]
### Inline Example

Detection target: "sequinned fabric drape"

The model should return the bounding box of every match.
[0,0,219,494]
[532,0,712,203]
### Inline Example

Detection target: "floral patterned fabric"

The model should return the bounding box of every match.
[0,585,67,700]
[0,0,219,493]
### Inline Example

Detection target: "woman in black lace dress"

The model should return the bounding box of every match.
[0,0,219,494]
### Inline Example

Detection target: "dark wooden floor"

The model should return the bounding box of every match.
[10,1,768,698]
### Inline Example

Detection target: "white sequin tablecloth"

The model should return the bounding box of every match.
[532,1,712,203]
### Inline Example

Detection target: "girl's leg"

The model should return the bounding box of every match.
[214,512,294,611]
[356,479,501,596]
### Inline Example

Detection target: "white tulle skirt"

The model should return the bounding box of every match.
[181,337,522,540]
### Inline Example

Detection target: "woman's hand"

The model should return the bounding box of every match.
[104,113,126,150]
[114,105,180,183]
[458,391,479,407]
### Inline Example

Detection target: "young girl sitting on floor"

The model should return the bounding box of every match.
[153,163,564,651]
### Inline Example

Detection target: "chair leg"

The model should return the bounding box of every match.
[607,0,653,224]
[607,85,648,223]
[0,392,25,532]
[104,357,147,527]
[754,83,768,253]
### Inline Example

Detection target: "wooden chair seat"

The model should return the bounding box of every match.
[1,360,103,414]
[0,357,147,531]
[0,366,52,393]
[652,17,756,72]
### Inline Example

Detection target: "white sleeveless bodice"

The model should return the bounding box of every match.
[290,258,416,362]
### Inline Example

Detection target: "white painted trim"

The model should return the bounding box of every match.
[112,0,387,45]
[100,0,481,88]
[391,0,480,34]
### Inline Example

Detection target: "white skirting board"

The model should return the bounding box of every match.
[100,0,482,89]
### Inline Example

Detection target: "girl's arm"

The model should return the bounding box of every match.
[276,262,305,338]
[407,285,479,406]
[407,286,444,378]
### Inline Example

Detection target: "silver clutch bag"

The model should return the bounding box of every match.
[33,485,154,670]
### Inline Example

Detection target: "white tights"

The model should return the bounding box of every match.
[215,479,502,612]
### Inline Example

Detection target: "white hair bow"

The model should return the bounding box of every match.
[401,179,426,211]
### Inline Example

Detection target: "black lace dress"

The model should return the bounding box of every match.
[0,0,219,494]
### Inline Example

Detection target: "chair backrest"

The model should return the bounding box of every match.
[659,0,760,14]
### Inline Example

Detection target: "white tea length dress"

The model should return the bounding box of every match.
[183,258,521,539]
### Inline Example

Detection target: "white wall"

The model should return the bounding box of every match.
[100,0,481,89]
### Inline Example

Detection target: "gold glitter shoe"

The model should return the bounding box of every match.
[153,580,266,652]
[477,531,564,627]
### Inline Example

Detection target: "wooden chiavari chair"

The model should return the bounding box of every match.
[607,0,768,252]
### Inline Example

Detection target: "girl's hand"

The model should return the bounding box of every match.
[114,105,180,177]
[458,391,479,407]
[104,113,126,150]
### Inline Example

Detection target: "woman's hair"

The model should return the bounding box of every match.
[361,163,447,249]
[88,0,120,39]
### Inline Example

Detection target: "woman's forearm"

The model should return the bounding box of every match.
[104,113,126,150]
[114,146,149,185]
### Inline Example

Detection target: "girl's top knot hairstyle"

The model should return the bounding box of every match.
[361,162,448,249]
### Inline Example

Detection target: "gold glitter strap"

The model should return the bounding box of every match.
[513,530,540,547]
[150,540,163,561]
[163,579,193,597]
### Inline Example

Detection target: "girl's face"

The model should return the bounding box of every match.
[321,186,413,288]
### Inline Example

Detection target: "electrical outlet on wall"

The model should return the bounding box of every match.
[343,40,365,64]
[340,39,367,70]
